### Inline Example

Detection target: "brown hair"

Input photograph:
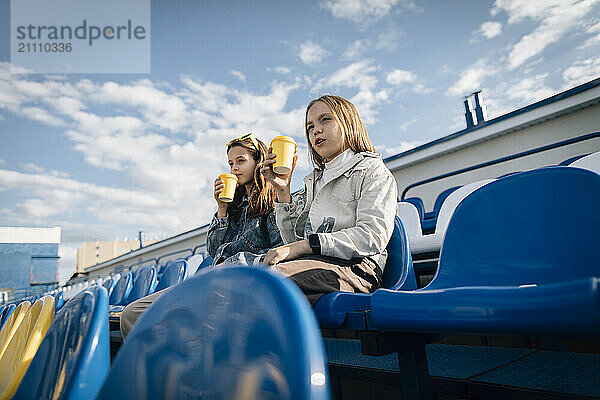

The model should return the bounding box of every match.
[305,95,376,169]
[227,136,276,218]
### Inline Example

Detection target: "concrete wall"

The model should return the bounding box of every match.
[391,100,600,211]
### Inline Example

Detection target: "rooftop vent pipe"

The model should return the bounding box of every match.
[464,97,475,129]
[472,90,487,125]
[463,91,488,129]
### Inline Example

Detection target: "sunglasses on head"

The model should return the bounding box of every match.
[226,132,260,153]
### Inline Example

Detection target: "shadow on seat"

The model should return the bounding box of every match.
[96,266,330,400]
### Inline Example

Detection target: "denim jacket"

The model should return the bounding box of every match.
[275,151,397,270]
[207,197,283,265]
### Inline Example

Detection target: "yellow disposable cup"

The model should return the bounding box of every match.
[218,173,238,202]
[270,136,297,175]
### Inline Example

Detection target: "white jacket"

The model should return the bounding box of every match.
[275,151,397,270]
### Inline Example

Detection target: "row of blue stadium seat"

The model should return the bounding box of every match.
[5,265,331,399]
[398,151,600,255]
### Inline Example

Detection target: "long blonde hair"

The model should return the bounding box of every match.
[305,95,376,169]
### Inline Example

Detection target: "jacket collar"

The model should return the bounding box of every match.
[303,151,379,186]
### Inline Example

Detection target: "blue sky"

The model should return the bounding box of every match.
[0,0,599,283]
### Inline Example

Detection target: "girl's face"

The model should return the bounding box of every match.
[306,101,346,162]
[228,146,257,187]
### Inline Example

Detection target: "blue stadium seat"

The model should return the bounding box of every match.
[402,197,425,221]
[155,259,187,292]
[53,291,64,311]
[108,272,133,307]
[96,266,330,400]
[13,286,110,400]
[0,304,11,331]
[193,255,213,276]
[313,216,417,328]
[571,150,600,174]
[126,266,158,304]
[108,268,157,321]
[422,186,460,234]
[369,166,600,335]
[185,253,204,276]
[101,277,115,297]
[404,179,495,255]
[558,153,589,165]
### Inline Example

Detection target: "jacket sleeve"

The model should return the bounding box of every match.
[206,213,229,258]
[274,188,306,244]
[319,162,398,260]
[266,212,284,249]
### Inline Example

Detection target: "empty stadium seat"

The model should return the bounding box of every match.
[101,277,115,297]
[155,259,187,292]
[186,253,204,276]
[96,266,330,400]
[313,216,417,329]
[369,166,600,335]
[108,272,133,307]
[13,286,110,400]
[0,296,55,399]
[53,291,64,312]
[422,186,461,234]
[407,179,495,255]
[0,305,14,332]
[125,267,158,304]
[0,301,31,360]
[402,197,425,221]
[571,150,600,174]
[559,153,589,165]
[194,255,214,276]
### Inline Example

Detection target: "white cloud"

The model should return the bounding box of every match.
[327,60,378,91]
[231,70,246,82]
[344,39,370,59]
[412,83,433,94]
[377,140,422,157]
[321,0,414,24]
[386,69,432,94]
[299,40,328,64]
[22,163,45,174]
[386,69,417,85]
[491,0,600,69]
[447,59,498,96]
[562,57,600,87]
[579,20,600,48]
[506,73,555,104]
[311,60,390,124]
[375,30,403,51]
[479,21,502,39]
[0,61,310,245]
[398,118,417,132]
[268,66,291,74]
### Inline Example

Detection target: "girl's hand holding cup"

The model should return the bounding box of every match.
[261,136,297,203]
[214,173,238,217]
